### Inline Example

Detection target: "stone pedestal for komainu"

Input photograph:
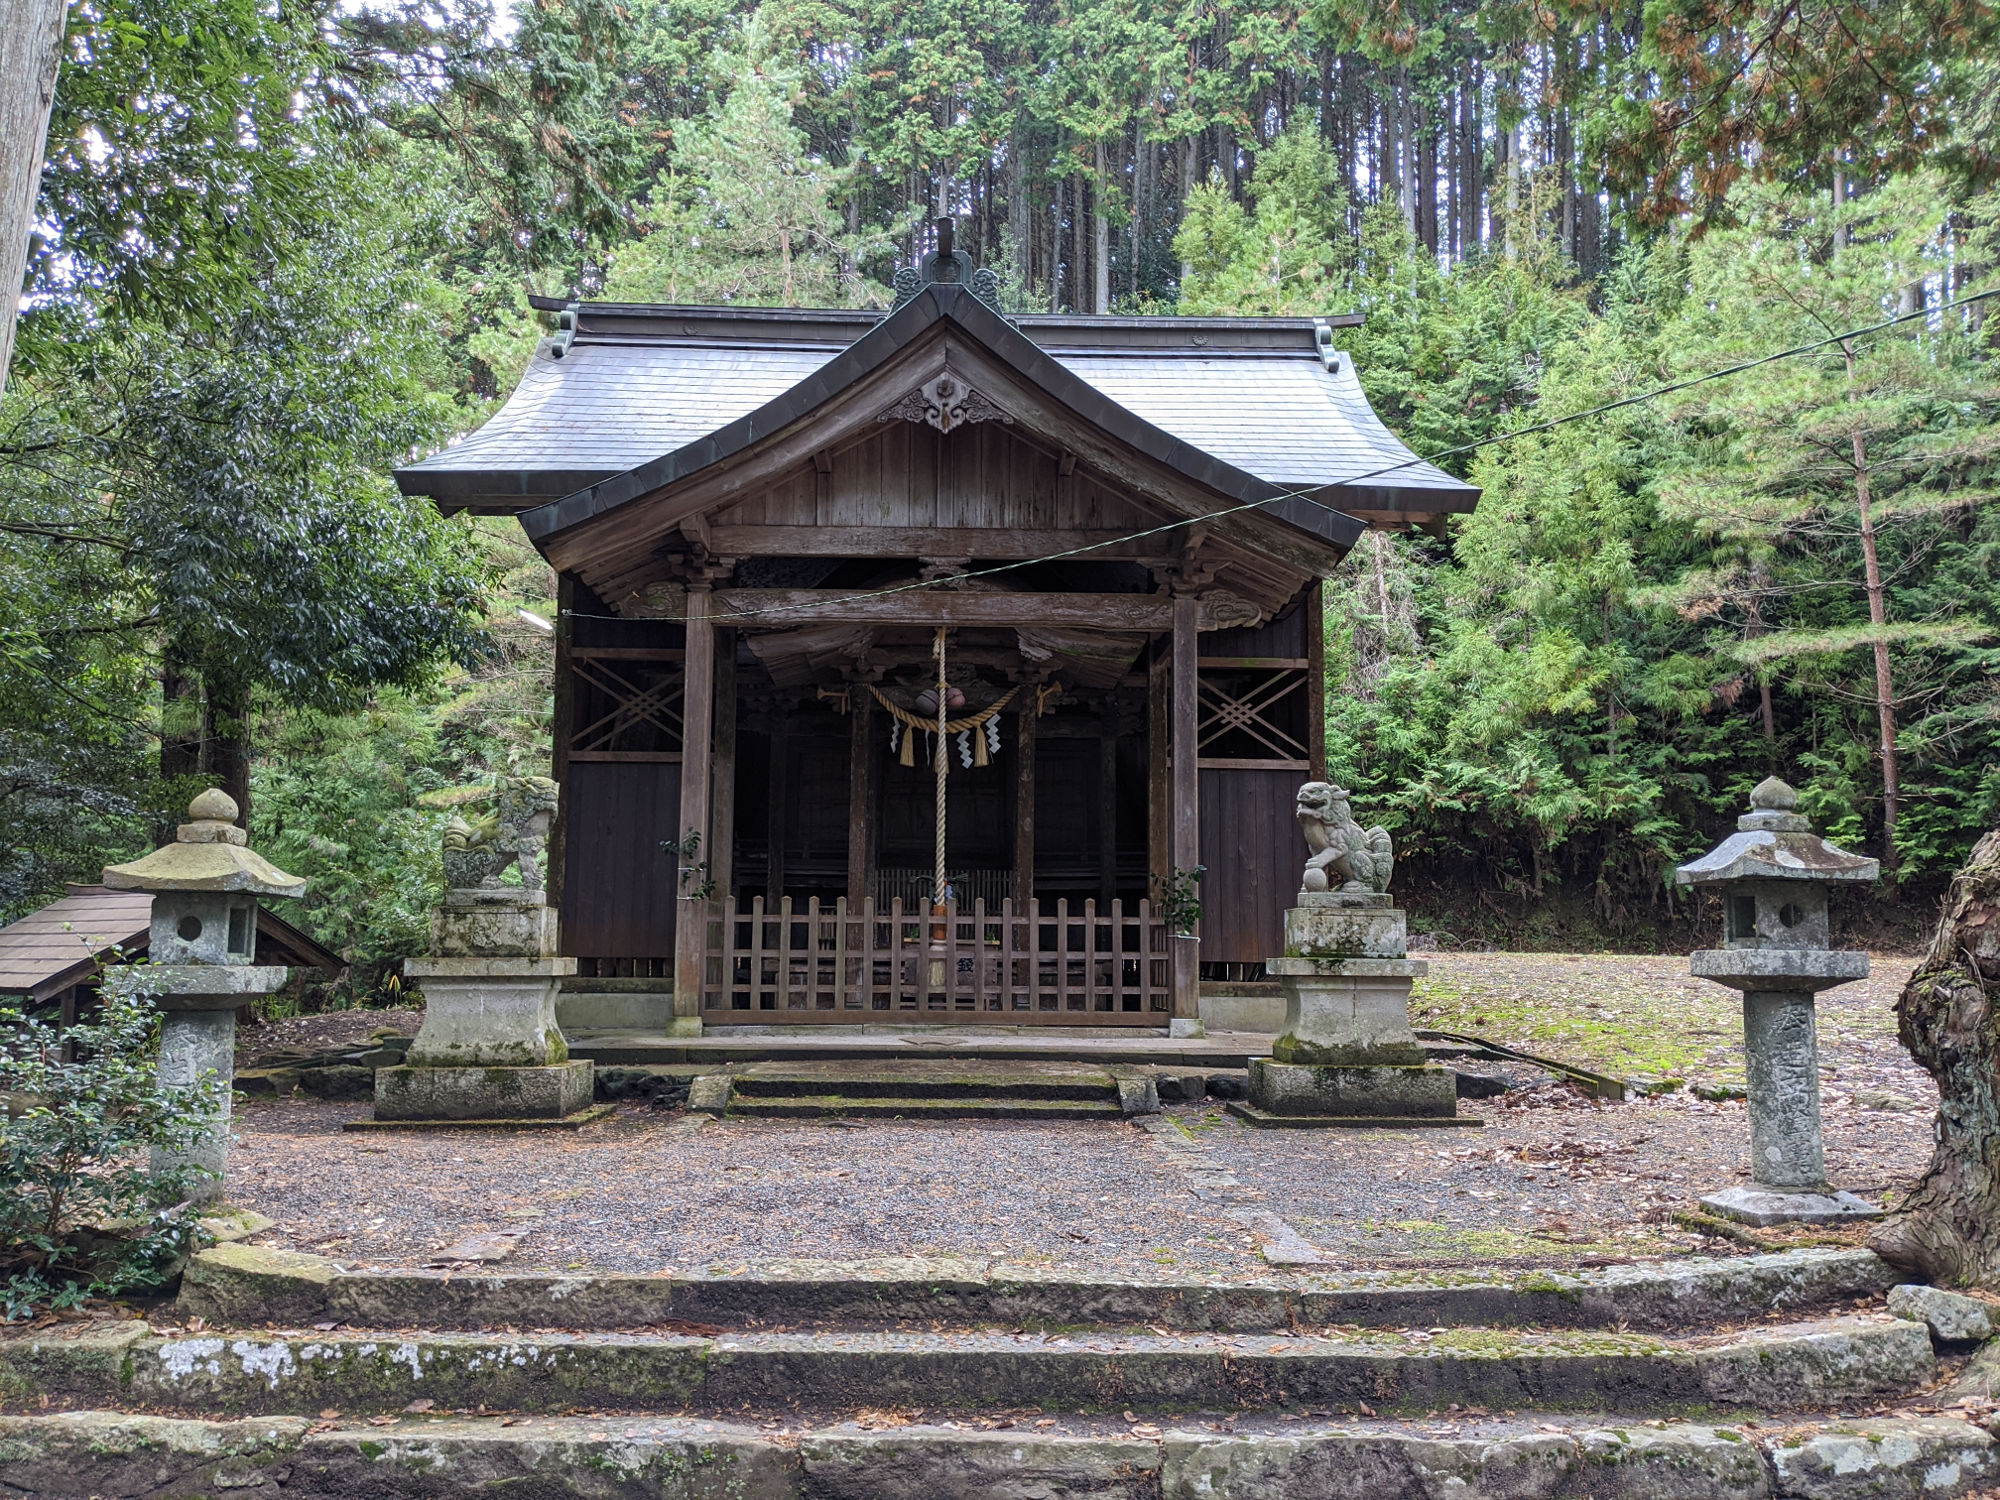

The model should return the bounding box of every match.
[1676,776,1882,1226]
[364,777,604,1128]
[1233,782,1475,1129]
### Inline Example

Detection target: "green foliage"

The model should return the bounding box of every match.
[250,521,555,968]
[1175,124,1351,314]
[605,16,894,306]
[1324,180,1999,918]
[0,980,214,1316]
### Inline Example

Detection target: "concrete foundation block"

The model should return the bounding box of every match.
[1248,1057,1461,1118]
[372,1060,594,1120]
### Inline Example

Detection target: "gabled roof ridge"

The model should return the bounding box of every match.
[519,283,1368,557]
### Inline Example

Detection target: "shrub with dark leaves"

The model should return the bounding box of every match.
[1,975,217,1318]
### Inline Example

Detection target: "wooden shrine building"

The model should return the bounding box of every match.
[397,233,1478,1031]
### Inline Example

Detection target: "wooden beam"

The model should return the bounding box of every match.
[1099,707,1118,905]
[673,590,1177,631]
[1306,579,1327,781]
[766,703,790,902]
[1148,640,1169,900]
[706,526,1173,562]
[710,628,737,906]
[548,573,575,948]
[1171,594,1200,1020]
[1014,700,1037,909]
[847,690,874,906]
[671,586,715,1020]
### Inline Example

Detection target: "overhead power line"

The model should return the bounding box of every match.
[563,285,2000,627]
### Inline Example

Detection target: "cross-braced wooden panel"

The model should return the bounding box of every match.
[570,648,684,762]
[697,896,1170,1024]
[1196,661,1309,770]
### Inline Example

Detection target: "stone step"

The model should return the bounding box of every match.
[4,1315,1932,1419]
[178,1245,1903,1336]
[729,1064,1123,1101]
[8,1409,1997,1500]
[566,1032,1273,1068]
[727,1093,1130,1120]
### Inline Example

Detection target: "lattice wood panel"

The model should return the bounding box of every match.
[697,896,1170,1024]
[1196,657,1310,770]
[569,648,684,762]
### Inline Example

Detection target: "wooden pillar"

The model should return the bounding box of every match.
[1171,593,1201,1019]
[766,702,790,901]
[1014,698,1037,909]
[847,687,873,905]
[1148,640,1169,895]
[1098,706,1118,905]
[1306,579,1328,781]
[710,627,737,909]
[672,585,715,1019]
[547,573,575,941]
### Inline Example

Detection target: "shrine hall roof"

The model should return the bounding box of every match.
[396,302,1478,523]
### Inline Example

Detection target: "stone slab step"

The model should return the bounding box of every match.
[177,1245,1903,1337]
[727,1093,1129,1120]
[3,1316,1933,1419]
[567,1031,1272,1068]
[7,1409,1996,1500]
[730,1062,1122,1101]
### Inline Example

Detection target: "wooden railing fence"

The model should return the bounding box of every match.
[695,896,1171,1024]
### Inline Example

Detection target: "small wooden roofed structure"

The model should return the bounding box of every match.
[0,884,341,1024]
[398,256,1478,1030]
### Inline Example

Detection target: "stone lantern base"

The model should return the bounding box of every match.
[1235,898,1476,1129]
[1701,1185,1884,1227]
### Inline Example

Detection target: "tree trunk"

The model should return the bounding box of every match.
[1093,142,1110,314]
[0,0,66,389]
[1844,346,1901,879]
[1870,829,2000,1286]
[206,676,254,827]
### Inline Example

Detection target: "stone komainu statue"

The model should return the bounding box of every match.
[442,776,560,893]
[1297,781,1394,896]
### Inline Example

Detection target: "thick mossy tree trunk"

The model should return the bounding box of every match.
[1871,829,2000,1286]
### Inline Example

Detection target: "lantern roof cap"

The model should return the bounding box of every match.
[101,792,307,898]
[1675,779,1878,887]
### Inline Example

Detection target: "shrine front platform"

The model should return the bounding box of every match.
[563,1023,1278,1069]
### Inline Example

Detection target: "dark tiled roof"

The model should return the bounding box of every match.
[521,284,1375,556]
[398,301,1476,519]
[0,887,342,1001]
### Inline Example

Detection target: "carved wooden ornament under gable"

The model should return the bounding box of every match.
[877,372,1014,435]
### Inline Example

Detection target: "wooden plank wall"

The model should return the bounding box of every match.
[1197,766,1299,962]
[558,596,684,963]
[713,421,1156,533]
[561,761,682,960]
[1197,595,1317,965]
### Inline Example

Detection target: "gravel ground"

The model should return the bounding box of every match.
[223,953,1944,1277]
[228,1104,1267,1276]
[1190,1077,1936,1268]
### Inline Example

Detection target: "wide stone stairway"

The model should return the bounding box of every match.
[4,1243,1996,1498]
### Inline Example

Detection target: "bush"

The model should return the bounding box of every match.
[0,976,218,1318]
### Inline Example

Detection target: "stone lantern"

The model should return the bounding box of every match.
[1675,776,1882,1226]
[101,789,305,1202]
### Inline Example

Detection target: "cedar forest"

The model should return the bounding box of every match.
[2,0,1998,989]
